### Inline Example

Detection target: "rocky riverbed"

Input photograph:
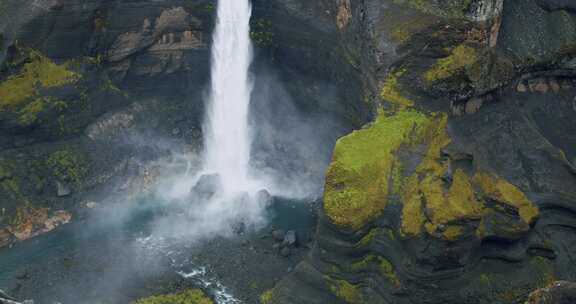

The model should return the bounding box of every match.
[0,195,318,304]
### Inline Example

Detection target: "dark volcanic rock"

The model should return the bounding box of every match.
[265,1,576,304]
[272,229,285,242]
[527,281,576,304]
[190,173,222,201]
[282,230,297,248]
[536,0,576,12]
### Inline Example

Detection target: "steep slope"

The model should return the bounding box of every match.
[0,0,367,248]
[267,0,576,303]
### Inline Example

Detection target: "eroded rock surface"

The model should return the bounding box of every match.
[265,0,576,303]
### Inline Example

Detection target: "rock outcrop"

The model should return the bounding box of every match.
[526,281,576,304]
[265,0,576,303]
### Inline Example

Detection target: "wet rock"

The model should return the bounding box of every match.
[549,78,561,93]
[559,79,572,90]
[6,208,71,243]
[478,210,529,241]
[43,211,72,232]
[56,181,71,197]
[0,289,32,304]
[465,97,483,115]
[526,281,576,304]
[0,289,16,301]
[256,189,272,207]
[272,229,285,242]
[83,201,98,209]
[85,104,139,140]
[536,0,576,12]
[336,0,351,30]
[533,79,550,93]
[0,229,12,248]
[272,243,282,253]
[190,174,222,201]
[280,247,291,257]
[517,82,528,92]
[282,230,297,248]
[232,221,246,235]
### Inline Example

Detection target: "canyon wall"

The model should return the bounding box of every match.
[266,0,576,303]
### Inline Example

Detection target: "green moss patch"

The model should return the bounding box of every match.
[324,109,433,230]
[473,172,539,225]
[398,115,538,241]
[260,289,274,304]
[350,255,401,287]
[131,289,213,304]
[326,278,362,304]
[47,149,87,186]
[324,99,538,240]
[0,49,79,111]
[380,68,414,109]
[400,130,539,241]
[424,45,478,83]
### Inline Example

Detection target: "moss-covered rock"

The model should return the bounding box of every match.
[326,277,362,304]
[0,49,79,111]
[349,255,401,287]
[324,109,437,230]
[380,68,414,109]
[260,289,274,304]
[391,0,474,18]
[131,289,213,304]
[46,148,88,186]
[424,44,478,83]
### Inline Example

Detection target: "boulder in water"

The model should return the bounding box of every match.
[255,189,272,207]
[56,181,71,197]
[272,229,285,242]
[283,230,297,248]
[190,174,222,201]
[280,246,291,257]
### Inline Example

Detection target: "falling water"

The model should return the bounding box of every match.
[203,0,257,195]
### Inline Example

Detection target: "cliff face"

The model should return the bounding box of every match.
[267,0,576,303]
[1,0,575,303]
[0,0,213,247]
[0,0,366,247]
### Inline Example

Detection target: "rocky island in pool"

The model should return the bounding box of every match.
[0,0,575,303]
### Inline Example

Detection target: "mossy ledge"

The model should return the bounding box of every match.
[0,49,79,111]
[380,68,414,109]
[260,289,274,304]
[326,277,362,304]
[391,0,473,18]
[131,289,213,304]
[424,44,478,83]
[324,108,443,231]
[323,103,538,239]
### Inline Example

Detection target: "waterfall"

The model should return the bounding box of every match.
[203,0,257,196]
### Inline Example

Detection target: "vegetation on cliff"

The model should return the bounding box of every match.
[326,278,362,304]
[131,289,213,304]
[324,97,539,240]
[0,49,80,126]
[0,49,79,110]
[323,108,432,230]
[424,44,478,83]
[391,0,473,18]
[380,68,414,109]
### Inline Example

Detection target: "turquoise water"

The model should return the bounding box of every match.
[0,196,315,303]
